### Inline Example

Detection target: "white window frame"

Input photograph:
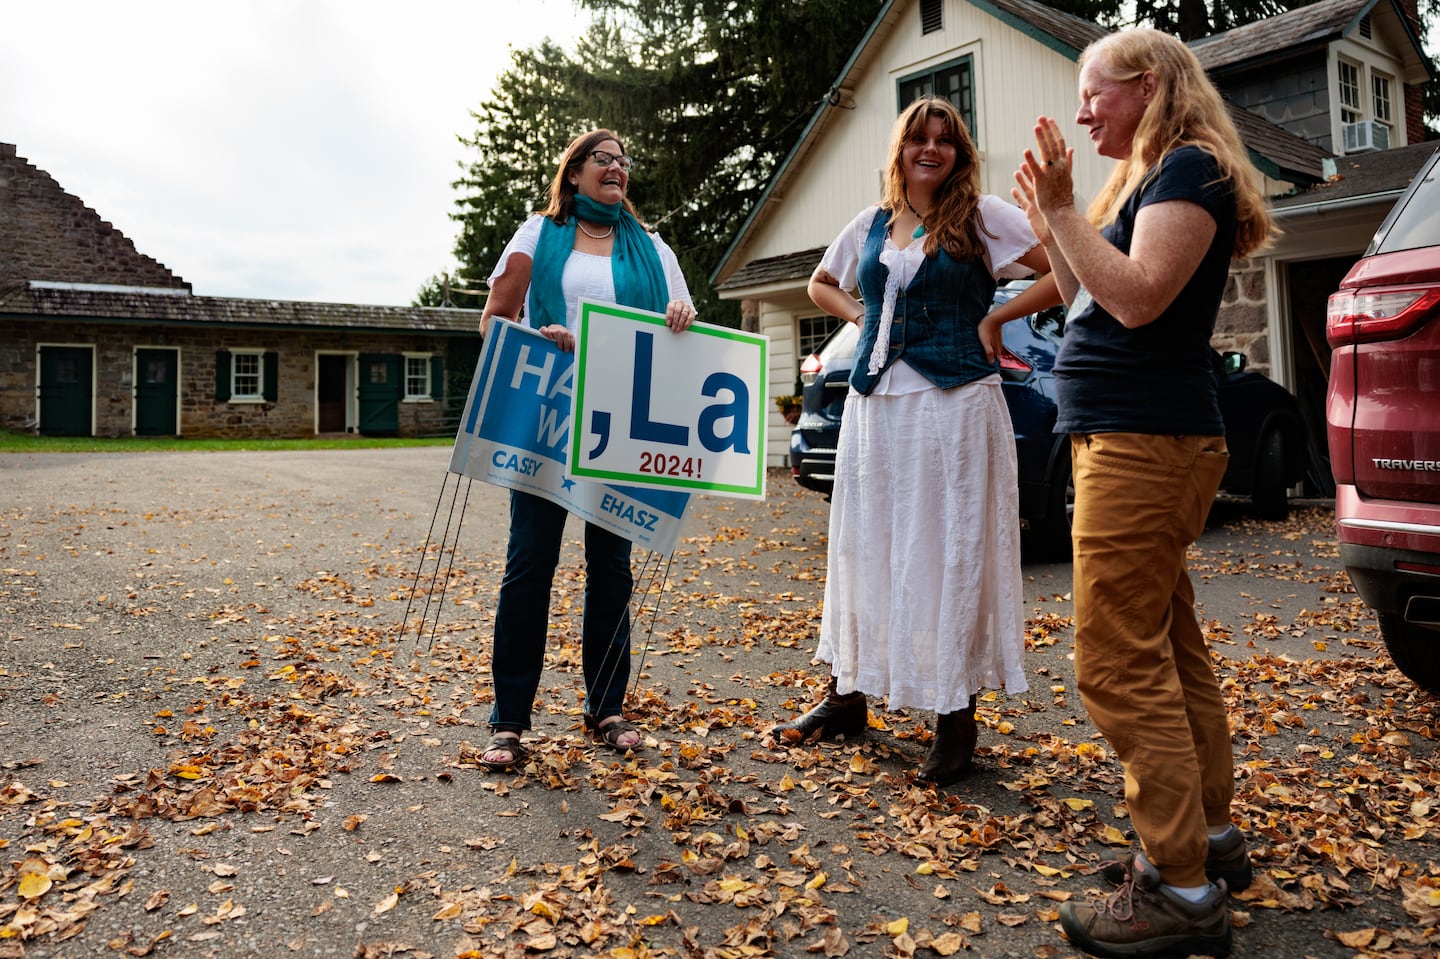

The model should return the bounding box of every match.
[898,55,977,142]
[231,349,264,402]
[403,353,432,402]
[1337,58,1362,124]
[798,315,841,363]
[1372,70,1393,125]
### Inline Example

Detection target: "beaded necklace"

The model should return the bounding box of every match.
[577,221,615,240]
[905,199,925,239]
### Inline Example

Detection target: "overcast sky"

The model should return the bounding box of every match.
[2,1,586,306]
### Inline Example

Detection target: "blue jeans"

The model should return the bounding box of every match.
[489,490,633,731]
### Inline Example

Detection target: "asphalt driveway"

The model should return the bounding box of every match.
[1,449,1436,959]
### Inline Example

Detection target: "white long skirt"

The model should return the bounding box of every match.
[816,377,1028,715]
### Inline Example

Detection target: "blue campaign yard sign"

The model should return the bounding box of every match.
[449,319,690,553]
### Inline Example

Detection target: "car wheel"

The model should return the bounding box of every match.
[1377,610,1440,696]
[1250,426,1290,521]
[1024,447,1073,561]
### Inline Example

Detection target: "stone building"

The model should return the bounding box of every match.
[1,143,481,439]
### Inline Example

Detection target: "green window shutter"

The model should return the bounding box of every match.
[429,355,444,399]
[263,352,279,402]
[215,350,231,401]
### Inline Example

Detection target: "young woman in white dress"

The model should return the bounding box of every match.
[772,96,1054,786]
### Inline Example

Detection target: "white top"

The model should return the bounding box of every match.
[817,195,1039,395]
[489,213,694,331]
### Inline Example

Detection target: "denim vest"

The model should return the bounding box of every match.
[850,208,998,396]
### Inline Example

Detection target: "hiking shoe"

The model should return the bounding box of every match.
[1203,827,1253,892]
[1098,828,1253,893]
[1061,852,1232,958]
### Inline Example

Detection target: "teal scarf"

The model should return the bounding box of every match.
[529,195,668,330]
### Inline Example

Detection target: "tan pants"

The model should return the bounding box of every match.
[1070,433,1233,888]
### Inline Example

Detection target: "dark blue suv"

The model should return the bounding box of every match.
[789,282,1309,557]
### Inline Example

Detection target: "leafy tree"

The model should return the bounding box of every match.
[411,39,581,309]
[1414,0,1440,138]
[417,0,1438,309]
[426,0,883,323]
[1136,0,1293,38]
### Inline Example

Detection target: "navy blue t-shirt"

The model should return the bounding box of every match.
[1053,145,1237,436]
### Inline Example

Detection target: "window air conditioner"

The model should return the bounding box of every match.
[1343,120,1390,154]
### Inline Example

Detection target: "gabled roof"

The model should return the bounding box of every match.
[1,142,478,336]
[1190,0,1433,81]
[1,143,191,292]
[711,0,1429,292]
[1227,102,1331,182]
[0,283,481,336]
[969,0,1107,58]
[715,247,828,293]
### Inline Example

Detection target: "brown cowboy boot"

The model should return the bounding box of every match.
[916,694,978,786]
[771,676,867,742]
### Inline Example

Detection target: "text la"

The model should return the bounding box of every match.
[587,330,751,460]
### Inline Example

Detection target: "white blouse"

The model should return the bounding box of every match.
[488,214,694,331]
[817,195,1040,395]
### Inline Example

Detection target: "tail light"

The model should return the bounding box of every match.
[799,352,823,386]
[999,347,1031,374]
[1326,286,1440,346]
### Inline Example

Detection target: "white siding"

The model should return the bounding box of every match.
[724,0,1131,468]
[738,0,1108,267]
[760,294,812,467]
[727,0,1118,467]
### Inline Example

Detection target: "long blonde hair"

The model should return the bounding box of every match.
[539,128,644,226]
[881,96,993,261]
[1080,29,1276,257]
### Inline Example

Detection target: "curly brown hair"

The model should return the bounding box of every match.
[881,96,994,261]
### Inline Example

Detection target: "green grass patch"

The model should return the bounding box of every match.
[0,431,453,454]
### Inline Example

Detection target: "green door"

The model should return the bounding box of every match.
[38,346,94,436]
[134,348,179,436]
[357,353,401,435]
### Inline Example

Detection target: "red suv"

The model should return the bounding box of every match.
[1326,147,1440,696]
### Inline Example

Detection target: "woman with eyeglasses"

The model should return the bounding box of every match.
[771,96,1054,786]
[476,128,696,771]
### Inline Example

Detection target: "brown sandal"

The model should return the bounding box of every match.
[585,714,642,752]
[480,731,527,771]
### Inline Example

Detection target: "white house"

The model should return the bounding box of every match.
[711,0,1436,478]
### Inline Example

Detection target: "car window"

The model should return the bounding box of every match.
[818,322,860,370]
[1371,150,1440,255]
[1032,306,1065,342]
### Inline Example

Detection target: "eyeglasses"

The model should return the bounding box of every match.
[588,150,634,171]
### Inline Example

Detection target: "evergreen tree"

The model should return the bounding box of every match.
[428,0,882,323]
[418,0,1437,308]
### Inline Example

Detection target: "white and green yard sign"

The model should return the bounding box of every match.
[568,299,768,500]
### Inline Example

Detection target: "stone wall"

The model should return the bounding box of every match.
[0,319,451,439]
[0,144,189,291]
[0,338,28,430]
[1214,258,1272,375]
